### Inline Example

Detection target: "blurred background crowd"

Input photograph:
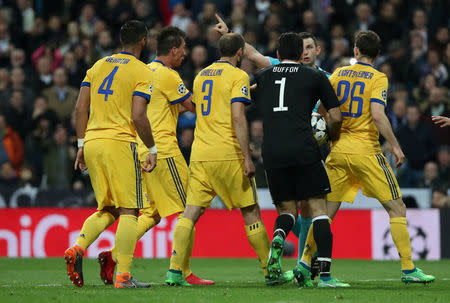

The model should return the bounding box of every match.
[0,0,448,208]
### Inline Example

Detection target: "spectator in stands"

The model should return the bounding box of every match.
[182,44,208,89]
[16,0,35,33]
[63,52,85,88]
[0,113,23,171]
[413,73,437,107]
[0,21,15,66]
[179,126,194,164]
[347,2,374,34]
[388,98,408,133]
[31,42,63,74]
[42,67,78,122]
[417,161,440,188]
[298,10,326,41]
[93,30,114,59]
[410,9,428,46]
[42,124,74,190]
[436,145,449,184]
[420,49,448,86]
[3,89,31,139]
[0,68,10,104]
[8,49,32,79]
[185,21,205,49]
[197,1,217,34]
[397,104,437,186]
[79,3,98,38]
[31,56,53,94]
[431,26,448,54]
[47,15,64,42]
[205,26,220,63]
[3,68,35,109]
[8,163,39,208]
[431,188,450,208]
[170,2,192,32]
[369,2,403,52]
[423,86,450,146]
[25,17,47,56]
[0,161,19,205]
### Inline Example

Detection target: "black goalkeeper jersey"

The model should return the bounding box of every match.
[254,62,339,168]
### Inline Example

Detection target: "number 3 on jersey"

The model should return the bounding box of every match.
[98,66,119,101]
[336,80,365,117]
[201,80,213,116]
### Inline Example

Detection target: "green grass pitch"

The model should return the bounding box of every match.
[0,258,449,303]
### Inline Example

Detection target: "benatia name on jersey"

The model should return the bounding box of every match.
[337,69,374,79]
[200,68,223,77]
[105,57,131,64]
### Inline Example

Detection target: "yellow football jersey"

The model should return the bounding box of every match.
[137,60,191,160]
[328,61,388,154]
[190,61,251,162]
[82,51,153,143]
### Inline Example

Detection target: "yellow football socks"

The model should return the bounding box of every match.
[300,223,317,266]
[75,211,115,250]
[245,221,270,276]
[115,215,138,274]
[182,227,196,277]
[390,217,415,270]
[111,213,159,260]
[169,217,194,272]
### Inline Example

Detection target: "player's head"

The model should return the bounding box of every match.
[156,26,186,67]
[120,20,148,49]
[218,33,245,67]
[298,32,320,67]
[276,32,303,62]
[353,30,381,61]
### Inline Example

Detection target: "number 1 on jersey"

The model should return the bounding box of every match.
[98,66,119,101]
[273,77,288,112]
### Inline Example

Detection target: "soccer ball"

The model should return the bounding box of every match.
[311,113,328,146]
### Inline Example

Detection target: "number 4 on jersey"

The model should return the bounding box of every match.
[98,66,119,101]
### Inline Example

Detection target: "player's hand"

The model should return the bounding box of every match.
[143,152,157,172]
[244,158,256,178]
[431,116,450,128]
[250,83,257,91]
[214,13,228,35]
[392,145,405,169]
[74,148,87,171]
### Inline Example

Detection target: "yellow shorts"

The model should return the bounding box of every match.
[326,152,401,203]
[186,160,258,210]
[140,154,187,218]
[84,139,150,210]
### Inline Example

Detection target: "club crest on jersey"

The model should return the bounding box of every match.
[381,90,387,101]
[241,86,248,97]
[177,83,187,94]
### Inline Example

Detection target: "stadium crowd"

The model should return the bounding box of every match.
[0,0,448,208]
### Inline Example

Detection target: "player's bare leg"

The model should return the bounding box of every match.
[166,205,203,286]
[65,206,117,287]
[382,198,435,284]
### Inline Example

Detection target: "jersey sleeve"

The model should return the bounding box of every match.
[231,72,251,105]
[133,65,153,103]
[317,71,339,110]
[266,56,280,65]
[328,68,340,87]
[160,70,192,105]
[80,68,92,87]
[370,74,388,107]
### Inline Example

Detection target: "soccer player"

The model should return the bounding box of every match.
[165,33,292,286]
[297,30,435,285]
[213,14,325,269]
[97,26,214,286]
[254,32,348,288]
[64,20,157,289]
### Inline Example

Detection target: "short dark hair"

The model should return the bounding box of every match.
[218,33,245,57]
[298,32,318,47]
[156,26,186,56]
[277,32,303,61]
[354,30,381,60]
[120,20,148,46]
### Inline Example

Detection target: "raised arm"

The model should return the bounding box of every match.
[232,102,255,177]
[214,13,270,69]
[371,102,404,168]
